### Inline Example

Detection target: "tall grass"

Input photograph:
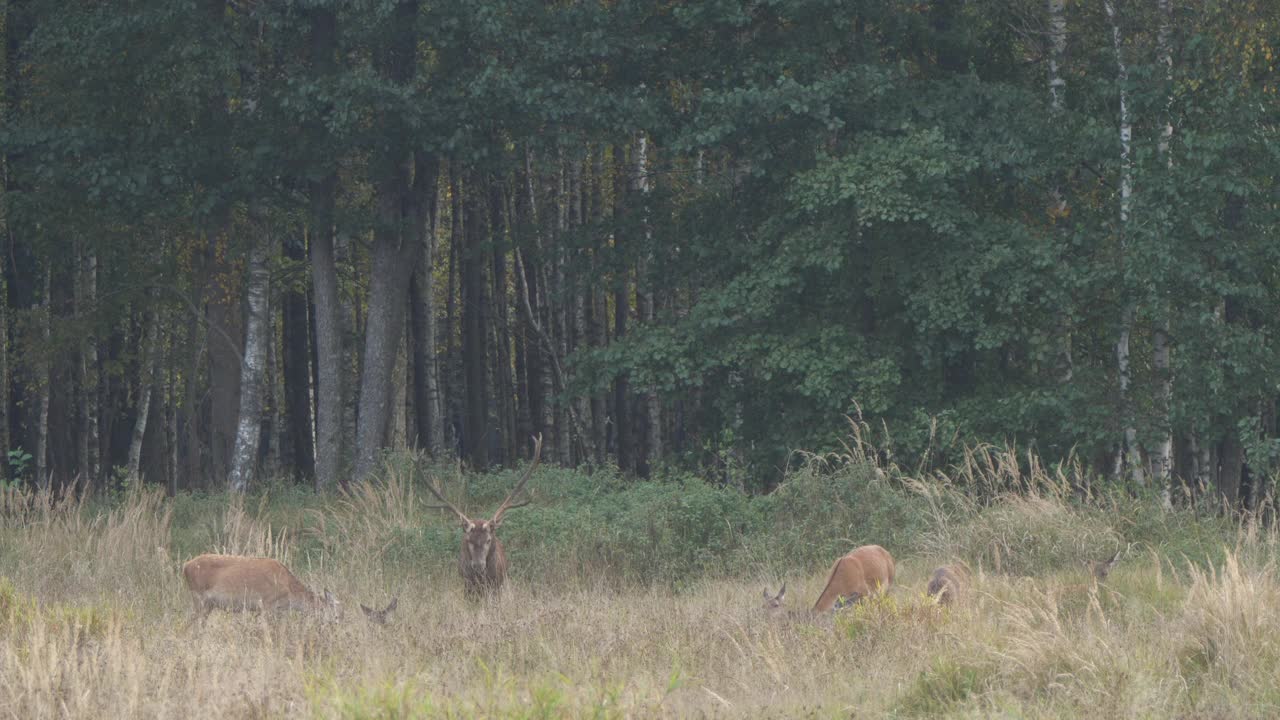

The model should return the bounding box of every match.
[0,438,1276,718]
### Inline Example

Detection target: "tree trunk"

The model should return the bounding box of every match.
[612,146,633,473]
[554,151,572,465]
[520,147,553,450]
[82,250,100,489]
[588,150,608,466]
[1152,0,1174,506]
[307,0,342,491]
[1219,431,1243,509]
[283,234,316,482]
[127,302,161,483]
[462,175,490,470]
[490,180,516,466]
[1047,0,1072,382]
[409,169,445,456]
[354,191,423,479]
[311,181,344,490]
[1105,0,1142,486]
[35,268,51,490]
[228,228,272,493]
[634,133,662,473]
[445,168,463,453]
[205,232,242,488]
[166,353,178,496]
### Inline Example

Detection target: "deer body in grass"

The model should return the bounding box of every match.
[426,434,543,598]
[182,554,340,623]
[926,565,967,606]
[764,544,896,615]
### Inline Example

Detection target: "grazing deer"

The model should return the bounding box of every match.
[181,553,341,624]
[426,434,543,598]
[812,545,895,612]
[762,545,896,616]
[360,597,398,625]
[926,565,967,605]
[1088,549,1122,582]
[762,582,788,614]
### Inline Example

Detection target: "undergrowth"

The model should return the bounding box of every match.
[0,438,1271,718]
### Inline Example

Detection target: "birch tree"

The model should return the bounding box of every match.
[126,303,161,484]
[228,231,272,493]
[1105,0,1144,486]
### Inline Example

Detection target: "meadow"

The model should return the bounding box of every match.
[1,445,1278,719]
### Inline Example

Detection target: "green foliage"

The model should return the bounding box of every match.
[5,450,31,487]
[895,657,991,717]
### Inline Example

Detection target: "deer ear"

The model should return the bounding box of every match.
[387,597,398,612]
[778,582,786,600]
[360,604,373,615]
[763,588,771,601]
[323,589,337,605]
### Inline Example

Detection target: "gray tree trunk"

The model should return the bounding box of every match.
[311,182,344,490]
[354,208,421,479]
[75,245,101,489]
[410,168,445,456]
[554,151,572,465]
[282,235,315,481]
[35,269,51,491]
[229,229,272,493]
[635,133,662,471]
[1153,0,1174,505]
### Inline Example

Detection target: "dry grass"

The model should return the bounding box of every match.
[2,473,1280,719]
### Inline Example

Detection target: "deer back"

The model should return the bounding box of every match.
[812,545,896,612]
[182,553,331,614]
[926,565,967,605]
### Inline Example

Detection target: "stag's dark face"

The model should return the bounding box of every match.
[463,521,496,573]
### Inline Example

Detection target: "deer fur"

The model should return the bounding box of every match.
[811,545,895,612]
[181,553,340,623]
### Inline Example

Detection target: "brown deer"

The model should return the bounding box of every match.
[181,553,341,624]
[762,545,896,615]
[426,434,542,598]
[812,545,896,612]
[360,597,398,625]
[926,565,967,606]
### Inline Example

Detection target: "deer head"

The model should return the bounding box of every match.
[762,583,787,613]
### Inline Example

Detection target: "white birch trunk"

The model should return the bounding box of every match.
[1106,0,1143,486]
[127,304,161,482]
[228,231,272,493]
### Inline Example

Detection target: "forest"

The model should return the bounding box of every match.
[5,2,1280,717]
[1,0,1278,505]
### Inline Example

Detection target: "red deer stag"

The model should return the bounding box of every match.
[426,434,543,598]
[182,554,341,624]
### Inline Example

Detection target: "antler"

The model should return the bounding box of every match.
[424,467,472,526]
[492,433,543,526]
